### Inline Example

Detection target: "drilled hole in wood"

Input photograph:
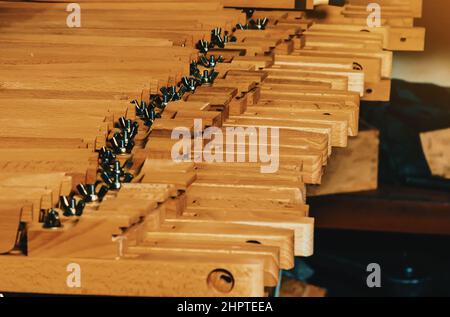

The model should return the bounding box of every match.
[207,269,235,293]
[401,37,407,42]
[353,62,363,71]
[246,240,261,244]
[366,88,373,94]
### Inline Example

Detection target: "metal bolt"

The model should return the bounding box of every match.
[99,146,116,167]
[118,117,138,139]
[201,69,218,85]
[60,195,85,217]
[243,8,254,19]
[190,60,200,77]
[210,28,224,48]
[210,55,217,67]
[42,208,62,229]
[101,171,121,190]
[111,131,135,155]
[202,70,211,84]
[141,103,161,127]
[199,55,223,68]
[77,183,108,202]
[101,169,134,190]
[199,55,209,67]
[177,84,188,99]
[196,40,210,54]
[250,17,268,30]
[181,76,198,92]
[132,99,146,117]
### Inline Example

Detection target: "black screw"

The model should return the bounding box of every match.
[99,146,116,168]
[150,94,167,110]
[42,208,62,229]
[119,117,138,138]
[77,183,108,202]
[199,54,223,68]
[160,86,175,102]
[212,27,222,36]
[202,70,211,84]
[161,93,170,107]
[211,55,223,67]
[196,40,211,54]
[181,76,199,92]
[190,60,200,77]
[237,17,268,30]
[102,160,121,176]
[132,99,146,117]
[101,169,133,190]
[60,195,85,217]
[257,18,268,29]
[199,55,209,67]
[111,134,127,154]
[141,103,161,127]
[101,171,121,190]
[201,69,218,85]
[111,131,135,154]
[168,86,178,101]
[210,28,225,48]
[249,17,268,30]
[177,84,188,99]
[242,8,254,19]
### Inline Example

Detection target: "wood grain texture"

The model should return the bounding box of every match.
[0,0,424,296]
[0,202,23,254]
[420,128,450,179]
[308,129,379,196]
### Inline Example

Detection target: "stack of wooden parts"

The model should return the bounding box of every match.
[224,0,329,10]
[225,0,425,51]
[0,0,423,296]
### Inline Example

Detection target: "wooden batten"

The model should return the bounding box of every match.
[0,0,424,296]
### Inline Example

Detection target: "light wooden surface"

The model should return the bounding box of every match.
[0,202,24,254]
[308,129,379,196]
[420,128,450,179]
[0,0,424,296]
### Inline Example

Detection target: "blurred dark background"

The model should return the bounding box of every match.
[296,80,450,297]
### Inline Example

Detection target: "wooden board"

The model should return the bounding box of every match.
[0,0,424,296]
[308,129,379,196]
[420,128,450,179]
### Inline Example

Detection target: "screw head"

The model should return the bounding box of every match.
[42,209,62,229]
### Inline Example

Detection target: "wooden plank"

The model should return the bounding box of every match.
[0,0,424,297]
[308,129,379,196]
[420,128,450,179]
[0,254,265,296]
[0,202,24,254]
